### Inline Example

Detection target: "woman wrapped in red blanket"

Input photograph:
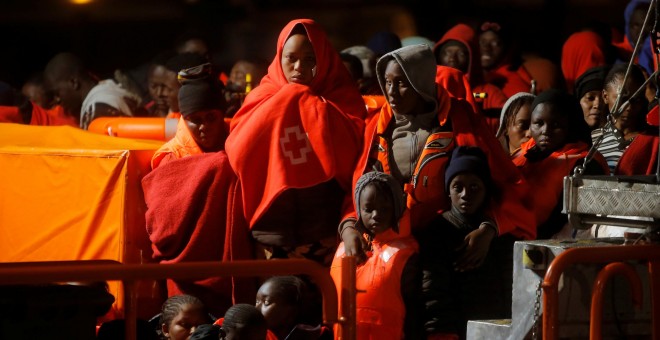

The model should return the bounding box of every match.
[225,19,366,265]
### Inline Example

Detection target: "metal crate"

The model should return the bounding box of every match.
[563,175,660,230]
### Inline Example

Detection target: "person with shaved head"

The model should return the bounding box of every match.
[44,52,142,129]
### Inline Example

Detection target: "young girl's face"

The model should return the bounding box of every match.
[256,281,297,331]
[359,183,395,235]
[506,103,532,152]
[281,33,316,85]
[449,173,486,215]
[530,103,569,153]
[162,303,208,340]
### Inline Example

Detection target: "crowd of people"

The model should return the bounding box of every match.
[2,0,660,338]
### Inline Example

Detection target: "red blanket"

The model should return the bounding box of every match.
[142,151,254,315]
[514,140,609,227]
[561,31,607,94]
[616,131,659,175]
[226,19,366,227]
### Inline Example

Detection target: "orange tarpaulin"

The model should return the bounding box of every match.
[0,123,164,318]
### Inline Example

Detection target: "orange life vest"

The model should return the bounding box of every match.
[330,229,418,340]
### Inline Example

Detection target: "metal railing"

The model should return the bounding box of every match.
[0,258,357,340]
[542,245,660,339]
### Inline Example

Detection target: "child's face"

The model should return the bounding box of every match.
[359,183,395,235]
[530,103,569,153]
[449,173,486,215]
[162,303,208,340]
[256,281,297,331]
[506,103,532,151]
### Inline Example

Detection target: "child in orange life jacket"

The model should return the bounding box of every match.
[416,146,500,340]
[330,171,423,340]
[256,276,332,340]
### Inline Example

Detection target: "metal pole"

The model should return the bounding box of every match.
[339,256,357,340]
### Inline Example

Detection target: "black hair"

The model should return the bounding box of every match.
[149,50,177,69]
[289,23,308,38]
[604,63,646,92]
[165,52,210,74]
[262,276,306,307]
[222,304,267,330]
[174,29,210,52]
[340,52,364,79]
[160,294,206,328]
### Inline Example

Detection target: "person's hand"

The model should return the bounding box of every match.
[340,221,368,265]
[453,223,497,272]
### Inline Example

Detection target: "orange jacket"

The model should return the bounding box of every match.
[331,229,418,340]
[151,117,203,169]
[356,85,536,239]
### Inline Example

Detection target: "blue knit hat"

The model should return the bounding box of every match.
[444,146,491,191]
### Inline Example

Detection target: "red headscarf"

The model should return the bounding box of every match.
[561,31,607,94]
[226,19,366,227]
[434,65,477,112]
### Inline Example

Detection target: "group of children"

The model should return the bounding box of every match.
[101,276,330,340]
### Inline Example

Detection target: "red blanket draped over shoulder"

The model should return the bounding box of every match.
[513,139,609,227]
[142,152,254,315]
[226,19,366,228]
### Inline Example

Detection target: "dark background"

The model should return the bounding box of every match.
[0,0,628,89]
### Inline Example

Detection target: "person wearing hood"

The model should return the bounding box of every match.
[433,23,508,135]
[561,30,608,94]
[613,0,654,75]
[338,44,536,266]
[478,21,532,98]
[225,19,366,266]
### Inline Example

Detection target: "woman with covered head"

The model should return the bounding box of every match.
[513,89,609,239]
[433,23,508,134]
[225,19,366,265]
[339,44,535,266]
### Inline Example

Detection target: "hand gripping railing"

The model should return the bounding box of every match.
[590,262,643,340]
[0,258,357,340]
[542,245,660,340]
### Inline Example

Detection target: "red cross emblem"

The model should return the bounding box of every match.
[280,125,312,165]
